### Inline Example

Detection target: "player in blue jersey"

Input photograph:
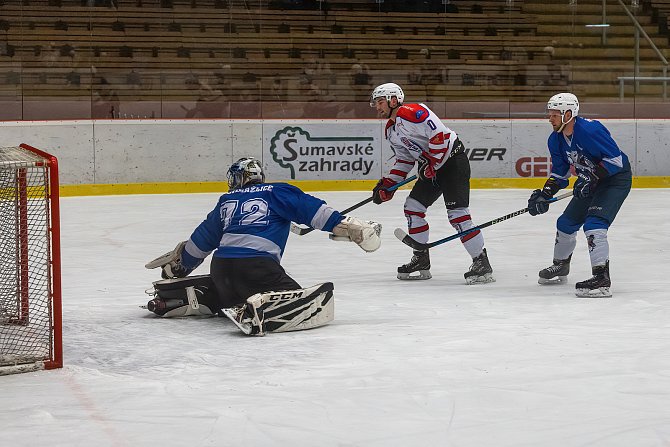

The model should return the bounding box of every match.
[144,157,381,334]
[527,93,632,297]
[369,82,494,284]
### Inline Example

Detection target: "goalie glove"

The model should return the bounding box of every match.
[145,241,199,279]
[329,216,382,252]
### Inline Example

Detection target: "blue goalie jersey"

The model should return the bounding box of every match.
[180,183,344,267]
[547,116,630,188]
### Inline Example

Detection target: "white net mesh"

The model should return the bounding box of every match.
[0,146,55,371]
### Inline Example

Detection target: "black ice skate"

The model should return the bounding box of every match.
[397,250,432,280]
[464,248,495,285]
[575,261,611,298]
[538,255,571,285]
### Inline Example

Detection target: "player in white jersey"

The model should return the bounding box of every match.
[527,93,632,297]
[369,83,494,284]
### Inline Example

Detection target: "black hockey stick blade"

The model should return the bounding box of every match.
[291,175,417,236]
[394,191,572,250]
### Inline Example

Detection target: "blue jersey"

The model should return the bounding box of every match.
[180,183,344,267]
[547,116,629,188]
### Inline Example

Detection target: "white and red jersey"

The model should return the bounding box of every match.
[383,103,459,183]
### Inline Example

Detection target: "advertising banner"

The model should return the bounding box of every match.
[262,121,383,180]
[1,118,668,185]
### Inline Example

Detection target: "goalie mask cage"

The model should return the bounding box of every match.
[0,144,62,375]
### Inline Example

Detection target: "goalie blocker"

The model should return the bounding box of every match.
[145,276,334,336]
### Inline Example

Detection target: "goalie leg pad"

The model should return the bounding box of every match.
[330,217,382,252]
[223,283,335,335]
[147,275,219,317]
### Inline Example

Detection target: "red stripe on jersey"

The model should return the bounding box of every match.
[404,210,426,218]
[461,230,481,242]
[409,224,429,234]
[396,159,414,165]
[450,215,472,225]
[390,169,409,178]
[384,119,394,138]
[429,147,449,155]
[429,132,445,145]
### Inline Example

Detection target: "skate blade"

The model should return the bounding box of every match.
[397,270,432,280]
[465,273,495,285]
[575,287,612,298]
[221,308,255,335]
[538,276,568,285]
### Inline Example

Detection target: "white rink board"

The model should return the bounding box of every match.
[0,119,667,184]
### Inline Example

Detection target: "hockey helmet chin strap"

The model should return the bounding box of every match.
[386,98,401,119]
[556,111,574,134]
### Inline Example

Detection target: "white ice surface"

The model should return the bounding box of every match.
[2,189,670,447]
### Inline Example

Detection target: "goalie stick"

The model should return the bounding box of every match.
[290,175,418,236]
[394,191,573,251]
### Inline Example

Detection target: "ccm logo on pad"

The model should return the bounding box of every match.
[269,291,305,301]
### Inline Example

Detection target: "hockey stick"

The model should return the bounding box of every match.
[394,191,573,251]
[290,175,418,236]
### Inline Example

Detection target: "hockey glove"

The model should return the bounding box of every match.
[528,177,562,216]
[528,189,553,216]
[330,216,382,252]
[573,170,599,199]
[161,260,193,279]
[372,178,397,204]
[417,154,436,182]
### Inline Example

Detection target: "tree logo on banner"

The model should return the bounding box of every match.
[269,126,376,179]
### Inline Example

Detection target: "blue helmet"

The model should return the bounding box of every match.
[227,157,265,190]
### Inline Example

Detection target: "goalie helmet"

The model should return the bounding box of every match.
[227,157,265,190]
[369,83,404,107]
[547,93,579,124]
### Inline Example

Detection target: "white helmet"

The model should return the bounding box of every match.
[547,92,579,124]
[227,157,265,190]
[369,83,404,107]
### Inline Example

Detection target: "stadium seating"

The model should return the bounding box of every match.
[0,0,666,118]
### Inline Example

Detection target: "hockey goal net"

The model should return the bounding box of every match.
[0,144,62,375]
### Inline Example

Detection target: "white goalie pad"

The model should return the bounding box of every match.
[330,217,382,252]
[221,282,335,336]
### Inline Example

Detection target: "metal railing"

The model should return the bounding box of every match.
[618,76,670,100]
[615,0,669,100]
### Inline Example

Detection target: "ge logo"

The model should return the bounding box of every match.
[516,157,552,177]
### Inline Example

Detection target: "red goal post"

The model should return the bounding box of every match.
[0,144,62,374]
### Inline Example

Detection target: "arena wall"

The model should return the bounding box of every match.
[1,119,668,195]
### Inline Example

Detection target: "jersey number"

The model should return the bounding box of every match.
[220,199,269,230]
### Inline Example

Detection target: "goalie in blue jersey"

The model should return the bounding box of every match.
[527,93,632,298]
[144,157,381,335]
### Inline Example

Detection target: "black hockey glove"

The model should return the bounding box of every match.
[573,165,607,199]
[161,261,192,279]
[528,189,552,216]
[417,154,436,182]
[528,177,561,216]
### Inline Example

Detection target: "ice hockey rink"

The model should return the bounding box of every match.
[1,188,669,447]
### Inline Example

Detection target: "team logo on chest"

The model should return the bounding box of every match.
[400,137,422,153]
